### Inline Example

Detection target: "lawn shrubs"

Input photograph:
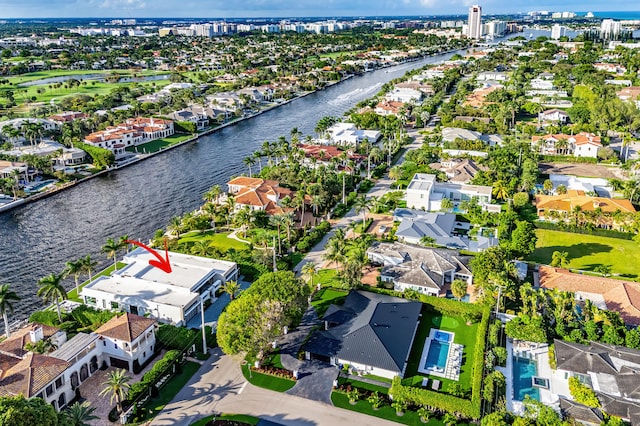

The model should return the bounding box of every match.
[128,350,181,402]
[296,221,331,253]
[156,324,200,351]
[250,365,296,380]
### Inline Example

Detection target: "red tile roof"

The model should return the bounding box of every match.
[95,313,156,343]
[0,353,70,398]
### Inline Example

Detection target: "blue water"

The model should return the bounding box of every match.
[513,357,540,401]
[425,341,450,370]
[435,331,453,342]
[24,179,56,194]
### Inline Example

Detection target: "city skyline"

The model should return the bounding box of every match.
[0,0,638,19]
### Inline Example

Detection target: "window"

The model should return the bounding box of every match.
[114,343,118,349]
[46,384,54,397]
[85,296,96,306]
[103,341,106,346]
[111,301,119,309]
[55,376,64,389]
[143,351,146,357]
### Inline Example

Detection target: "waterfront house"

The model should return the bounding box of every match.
[297,144,366,171]
[227,176,296,215]
[84,117,174,158]
[367,242,473,296]
[325,122,381,146]
[384,87,423,103]
[168,108,209,131]
[0,160,32,181]
[81,248,238,326]
[405,173,495,212]
[374,100,405,117]
[394,81,435,96]
[49,111,87,124]
[304,290,421,379]
[94,313,157,372]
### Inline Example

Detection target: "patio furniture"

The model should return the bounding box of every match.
[422,378,429,387]
[431,379,441,390]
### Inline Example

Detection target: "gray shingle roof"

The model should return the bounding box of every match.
[305,291,421,375]
[559,398,603,424]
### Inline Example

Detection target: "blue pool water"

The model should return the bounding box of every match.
[425,341,450,370]
[435,331,453,342]
[513,357,540,401]
[24,179,56,193]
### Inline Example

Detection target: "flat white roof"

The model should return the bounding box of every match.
[408,173,436,191]
[120,247,236,290]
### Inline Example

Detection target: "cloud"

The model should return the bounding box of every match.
[91,0,147,9]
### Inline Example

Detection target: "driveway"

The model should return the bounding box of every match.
[151,348,398,426]
[285,361,338,404]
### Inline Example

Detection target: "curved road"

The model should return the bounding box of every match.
[151,348,397,426]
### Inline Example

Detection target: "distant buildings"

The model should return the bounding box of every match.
[83,117,174,158]
[532,133,602,158]
[551,24,566,40]
[601,19,622,39]
[467,5,483,40]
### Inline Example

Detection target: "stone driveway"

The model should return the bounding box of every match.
[76,353,161,426]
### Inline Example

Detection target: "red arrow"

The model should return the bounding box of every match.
[125,239,173,273]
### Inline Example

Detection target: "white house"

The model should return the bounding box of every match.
[81,248,238,326]
[94,313,157,372]
[476,71,509,82]
[385,87,423,103]
[532,133,602,158]
[538,109,569,124]
[529,78,556,91]
[326,122,381,146]
[405,173,495,212]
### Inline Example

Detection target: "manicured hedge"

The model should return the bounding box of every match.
[388,301,490,420]
[174,120,197,133]
[534,221,633,240]
[156,324,199,351]
[76,142,115,169]
[128,350,181,401]
[296,221,331,253]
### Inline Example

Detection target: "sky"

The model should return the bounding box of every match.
[0,0,637,19]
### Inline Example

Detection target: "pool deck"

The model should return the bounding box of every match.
[417,329,462,381]
[505,339,565,415]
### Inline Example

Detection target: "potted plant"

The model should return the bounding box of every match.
[347,388,360,405]
[367,391,383,411]
[391,398,407,416]
[418,406,431,424]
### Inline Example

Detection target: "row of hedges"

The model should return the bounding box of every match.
[534,220,634,240]
[251,365,296,380]
[389,376,477,418]
[296,221,331,252]
[540,155,598,164]
[75,142,115,169]
[471,305,491,413]
[128,350,181,401]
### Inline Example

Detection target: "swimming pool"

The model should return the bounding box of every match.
[24,179,56,194]
[513,357,540,401]
[434,330,453,342]
[425,341,450,371]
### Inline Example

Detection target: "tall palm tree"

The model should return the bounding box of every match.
[102,238,120,271]
[64,259,83,298]
[119,234,131,254]
[190,240,211,257]
[203,184,221,204]
[269,214,287,254]
[65,401,98,426]
[37,273,67,323]
[0,284,20,338]
[99,369,131,416]
[221,280,241,300]
[81,254,98,285]
[301,262,318,288]
[243,156,256,177]
[353,196,373,229]
[492,180,510,201]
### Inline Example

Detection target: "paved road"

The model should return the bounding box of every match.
[151,348,398,426]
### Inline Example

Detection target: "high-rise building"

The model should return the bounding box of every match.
[601,19,621,39]
[467,5,482,40]
[551,24,566,40]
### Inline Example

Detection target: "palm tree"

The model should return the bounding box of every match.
[119,235,131,254]
[99,369,131,416]
[451,279,468,301]
[81,255,98,285]
[203,185,222,204]
[0,284,20,338]
[353,196,373,229]
[190,240,211,257]
[388,165,402,186]
[243,156,256,177]
[221,280,241,300]
[64,259,83,298]
[492,180,510,201]
[65,401,98,426]
[301,262,318,287]
[551,251,570,268]
[168,216,183,238]
[102,238,120,270]
[37,273,67,323]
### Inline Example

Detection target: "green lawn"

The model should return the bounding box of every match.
[332,391,453,426]
[240,364,296,392]
[191,414,260,426]
[67,262,127,302]
[133,361,201,423]
[178,230,249,252]
[126,133,195,154]
[311,286,348,317]
[315,269,343,287]
[402,307,478,396]
[337,376,390,394]
[527,229,640,279]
